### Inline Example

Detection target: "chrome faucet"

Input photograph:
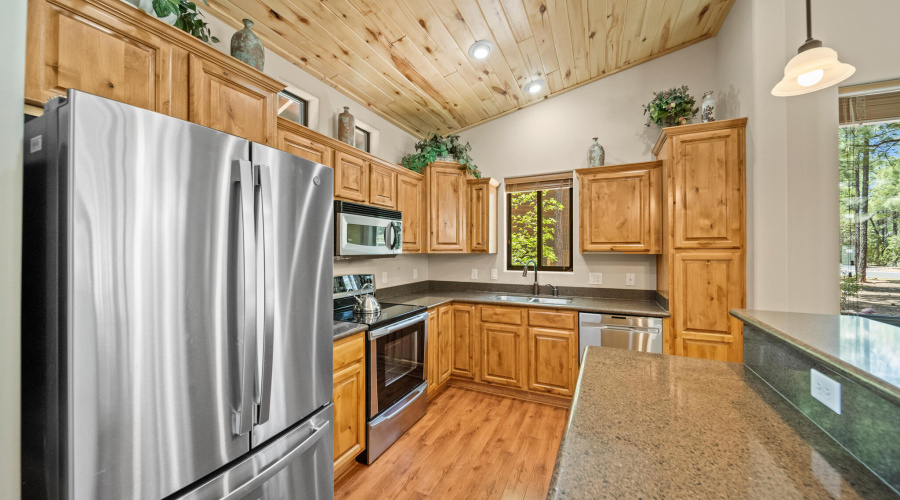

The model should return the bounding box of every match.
[546,284,559,297]
[522,260,539,295]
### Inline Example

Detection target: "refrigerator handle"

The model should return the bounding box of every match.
[255,164,276,425]
[233,160,257,437]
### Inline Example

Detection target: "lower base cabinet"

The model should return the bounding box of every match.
[527,327,578,397]
[332,332,366,478]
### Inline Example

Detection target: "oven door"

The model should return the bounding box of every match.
[368,313,427,417]
[337,213,402,256]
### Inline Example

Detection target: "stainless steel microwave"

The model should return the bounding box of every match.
[334,201,403,257]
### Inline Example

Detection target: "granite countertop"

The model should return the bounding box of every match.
[548,347,897,499]
[383,291,670,318]
[731,309,900,404]
[332,321,366,342]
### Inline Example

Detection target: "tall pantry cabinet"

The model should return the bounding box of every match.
[654,118,748,363]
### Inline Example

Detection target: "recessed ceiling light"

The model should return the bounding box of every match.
[524,79,546,94]
[468,40,494,59]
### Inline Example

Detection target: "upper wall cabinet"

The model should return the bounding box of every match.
[397,173,425,253]
[334,152,369,203]
[468,178,500,254]
[427,162,469,253]
[276,118,333,167]
[576,161,662,254]
[369,162,398,209]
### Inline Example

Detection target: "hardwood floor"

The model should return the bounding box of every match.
[334,387,569,500]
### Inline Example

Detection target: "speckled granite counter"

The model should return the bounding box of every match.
[332,321,366,342]
[547,347,897,499]
[383,291,669,318]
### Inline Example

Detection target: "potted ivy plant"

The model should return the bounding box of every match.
[642,85,698,127]
[401,133,481,178]
[152,0,221,44]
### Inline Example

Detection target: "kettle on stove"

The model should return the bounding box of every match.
[352,283,381,316]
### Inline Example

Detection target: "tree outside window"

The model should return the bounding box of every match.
[508,188,572,271]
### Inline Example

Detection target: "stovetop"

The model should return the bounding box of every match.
[333,302,427,330]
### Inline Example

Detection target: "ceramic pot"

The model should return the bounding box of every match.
[701,91,717,122]
[230,19,265,71]
[587,138,605,167]
[338,107,355,146]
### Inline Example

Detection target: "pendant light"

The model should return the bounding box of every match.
[771,0,855,97]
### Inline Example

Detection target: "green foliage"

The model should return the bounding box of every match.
[642,85,698,127]
[840,273,862,310]
[153,0,220,44]
[401,133,481,178]
[509,191,565,266]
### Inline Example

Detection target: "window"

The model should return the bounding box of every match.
[355,126,371,153]
[277,90,308,126]
[506,173,573,272]
[838,81,900,317]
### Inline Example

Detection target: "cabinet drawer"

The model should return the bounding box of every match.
[333,333,365,373]
[528,309,576,330]
[480,306,524,325]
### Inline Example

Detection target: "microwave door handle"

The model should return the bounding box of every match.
[256,164,276,425]
[233,160,257,436]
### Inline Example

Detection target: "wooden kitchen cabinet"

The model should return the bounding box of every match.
[397,173,426,253]
[276,118,333,167]
[426,162,468,253]
[450,304,476,379]
[576,161,662,254]
[437,305,454,385]
[332,332,366,478]
[477,306,527,389]
[369,162,398,209]
[528,327,578,397]
[334,152,369,202]
[427,308,439,396]
[467,178,500,253]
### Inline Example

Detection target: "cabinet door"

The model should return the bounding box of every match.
[189,54,276,145]
[277,123,333,167]
[673,128,743,249]
[438,305,453,384]
[26,0,179,116]
[480,322,526,388]
[332,337,365,475]
[450,304,476,379]
[580,167,660,253]
[527,327,577,396]
[428,164,467,252]
[673,251,744,362]
[334,152,369,202]
[467,180,498,253]
[369,162,398,209]
[427,309,439,394]
[397,174,425,253]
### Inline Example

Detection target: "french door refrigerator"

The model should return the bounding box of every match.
[22,90,335,500]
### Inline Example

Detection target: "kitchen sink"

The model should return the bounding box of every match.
[528,297,573,305]
[492,295,533,303]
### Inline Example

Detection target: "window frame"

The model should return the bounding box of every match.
[277,90,309,127]
[506,187,574,273]
[354,126,371,153]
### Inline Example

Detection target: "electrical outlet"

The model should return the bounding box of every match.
[382,272,388,284]
[625,273,636,286]
[471,268,478,279]
[491,269,498,280]
[413,268,418,280]
[811,369,841,414]
[589,273,603,285]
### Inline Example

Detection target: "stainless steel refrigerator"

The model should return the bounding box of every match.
[22,90,335,500]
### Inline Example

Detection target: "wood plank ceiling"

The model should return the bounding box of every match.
[206,0,735,138]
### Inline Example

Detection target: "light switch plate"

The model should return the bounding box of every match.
[471,268,478,279]
[625,273,636,286]
[491,269,498,280]
[382,272,388,284]
[811,368,841,414]
[589,273,602,285]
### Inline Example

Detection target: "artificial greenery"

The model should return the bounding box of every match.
[642,85,698,127]
[153,0,220,44]
[401,133,481,178]
[509,191,565,266]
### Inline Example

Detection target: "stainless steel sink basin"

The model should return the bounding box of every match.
[528,297,573,305]
[492,295,532,303]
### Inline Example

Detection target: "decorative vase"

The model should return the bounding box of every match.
[701,91,716,122]
[230,19,265,71]
[587,138,605,167]
[337,107,355,146]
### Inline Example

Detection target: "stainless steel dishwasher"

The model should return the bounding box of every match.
[578,313,663,359]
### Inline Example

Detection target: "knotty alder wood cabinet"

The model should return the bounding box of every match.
[426,162,469,253]
[654,118,748,363]
[576,161,662,254]
[468,178,500,253]
[332,332,366,479]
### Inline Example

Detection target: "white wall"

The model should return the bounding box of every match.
[429,39,720,290]
[1,1,26,498]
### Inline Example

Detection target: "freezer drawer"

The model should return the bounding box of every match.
[175,404,335,500]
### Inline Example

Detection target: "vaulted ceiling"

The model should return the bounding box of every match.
[207,0,735,138]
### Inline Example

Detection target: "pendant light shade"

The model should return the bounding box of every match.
[771,0,855,97]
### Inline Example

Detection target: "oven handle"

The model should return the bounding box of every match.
[368,313,428,340]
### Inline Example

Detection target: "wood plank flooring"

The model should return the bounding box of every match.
[334,387,569,500]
